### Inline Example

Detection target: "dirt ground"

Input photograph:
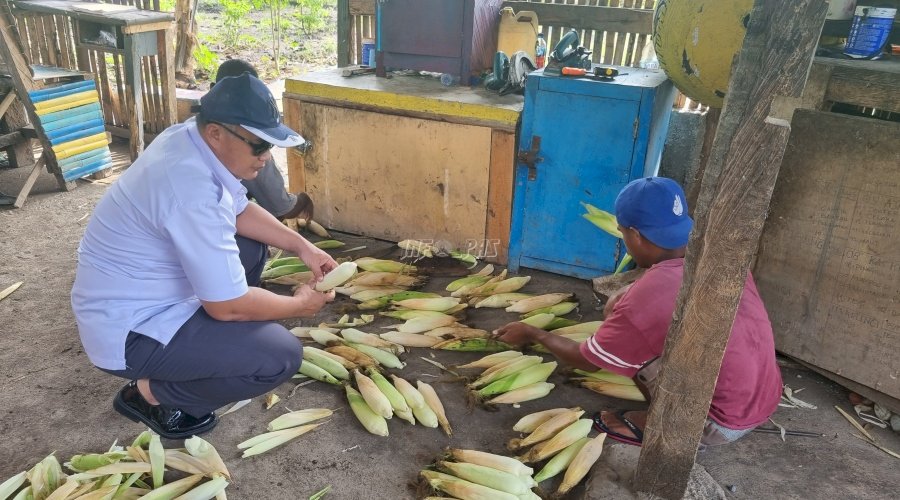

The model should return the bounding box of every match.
[1,147,899,499]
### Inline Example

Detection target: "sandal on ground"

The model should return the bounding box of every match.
[592,410,644,446]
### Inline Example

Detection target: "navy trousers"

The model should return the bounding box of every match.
[102,236,302,417]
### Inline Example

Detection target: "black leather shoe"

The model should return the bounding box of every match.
[113,381,218,439]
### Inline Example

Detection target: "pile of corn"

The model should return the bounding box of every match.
[457,351,557,405]
[396,239,478,266]
[238,408,331,458]
[570,369,645,402]
[293,328,407,377]
[419,448,539,499]
[0,431,230,500]
[346,373,451,437]
[509,407,609,496]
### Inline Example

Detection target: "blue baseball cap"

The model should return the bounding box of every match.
[197,72,304,147]
[614,177,693,249]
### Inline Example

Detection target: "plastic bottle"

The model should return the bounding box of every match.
[440,73,460,86]
[535,33,548,69]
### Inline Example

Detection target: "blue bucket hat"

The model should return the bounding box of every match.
[197,72,304,147]
[614,177,693,250]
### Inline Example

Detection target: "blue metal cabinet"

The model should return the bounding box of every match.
[507,67,675,279]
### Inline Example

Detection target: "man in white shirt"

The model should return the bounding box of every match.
[71,73,336,438]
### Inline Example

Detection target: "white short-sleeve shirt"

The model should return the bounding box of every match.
[71,119,250,370]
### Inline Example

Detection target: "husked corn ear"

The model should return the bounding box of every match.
[437,461,533,495]
[303,347,350,380]
[471,356,543,388]
[138,474,203,500]
[340,328,403,354]
[346,342,405,369]
[550,320,603,335]
[420,470,518,500]
[315,261,358,292]
[513,407,577,433]
[423,325,490,339]
[573,369,636,386]
[431,338,513,352]
[354,369,394,419]
[325,346,379,368]
[416,381,451,436]
[456,351,523,369]
[446,274,491,292]
[477,362,557,398]
[509,408,585,450]
[447,449,533,478]
[345,386,389,436]
[518,313,556,329]
[473,293,532,308]
[367,368,411,414]
[349,288,407,302]
[486,382,554,405]
[354,257,417,274]
[394,297,460,311]
[397,239,434,257]
[349,272,424,288]
[505,293,574,313]
[557,433,607,495]
[398,314,457,334]
[519,418,593,463]
[522,301,578,318]
[267,408,333,431]
[379,331,442,348]
[533,437,591,483]
[298,359,342,385]
[580,381,646,401]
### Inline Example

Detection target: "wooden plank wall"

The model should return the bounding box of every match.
[10,0,172,136]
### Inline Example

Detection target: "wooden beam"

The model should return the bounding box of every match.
[337,0,351,68]
[0,130,24,148]
[502,1,653,34]
[633,1,828,498]
[349,0,374,16]
[818,58,900,113]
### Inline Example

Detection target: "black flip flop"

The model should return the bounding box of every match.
[593,410,644,446]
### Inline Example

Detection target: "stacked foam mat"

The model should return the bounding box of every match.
[30,79,112,181]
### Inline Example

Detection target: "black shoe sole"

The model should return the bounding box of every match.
[113,391,218,440]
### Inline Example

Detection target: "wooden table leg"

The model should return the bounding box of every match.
[158,26,177,127]
[124,35,145,161]
[13,153,47,208]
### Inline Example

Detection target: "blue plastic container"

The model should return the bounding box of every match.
[844,6,896,59]
[361,39,375,67]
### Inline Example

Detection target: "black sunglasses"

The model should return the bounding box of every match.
[210,121,273,156]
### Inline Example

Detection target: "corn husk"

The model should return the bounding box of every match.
[505,293,574,314]
[314,240,344,249]
[267,408,333,431]
[417,381,451,436]
[471,356,543,388]
[473,293,533,308]
[378,332,441,348]
[149,434,164,488]
[340,328,403,354]
[0,472,27,500]
[309,329,344,346]
[423,325,490,339]
[453,270,507,297]
[325,346,379,368]
[173,474,228,499]
[349,288,407,302]
[431,338,513,352]
[162,450,210,475]
[550,321,603,335]
[261,264,310,280]
[487,382,554,405]
[345,342,405,369]
[509,408,585,450]
[522,301,578,318]
[265,393,280,410]
[348,272,424,288]
[456,351,523,370]
[380,309,452,321]
[345,386,389,436]
[290,326,338,339]
[581,203,622,238]
[354,257,416,274]
[446,275,491,292]
[573,369,636,386]
[315,262,358,292]
[513,407,576,433]
[557,433,608,495]
[518,313,556,329]
[139,474,204,500]
[242,423,324,457]
[580,381,646,401]
[184,436,230,479]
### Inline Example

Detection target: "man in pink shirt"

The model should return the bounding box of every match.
[495,177,782,447]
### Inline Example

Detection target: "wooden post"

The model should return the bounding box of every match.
[633,1,828,498]
[337,0,351,68]
[173,0,197,80]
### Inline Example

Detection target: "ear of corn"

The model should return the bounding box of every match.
[348,272,424,288]
[345,386,389,436]
[184,436,230,479]
[297,360,342,385]
[544,317,580,330]
[354,257,417,274]
[242,423,323,458]
[454,270,506,297]
[267,408,333,432]
[558,331,592,343]
[137,474,204,500]
[436,461,532,495]
[303,347,351,380]
[573,369,636,386]
[423,326,489,339]
[581,203,623,238]
[303,345,356,369]
[325,346,379,368]
[309,329,344,347]
[557,433,608,495]
[314,261,358,292]
[489,276,533,295]
[416,381,451,436]
[0,472,27,500]
[66,452,127,472]
[505,293,574,314]
[411,402,439,428]
[261,263,311,280]
[487,382,554,405]
[398,314,457,334]
[447,449,533,478]
[149,434,164,488]
[509,408,585,450]
[533,437,591,483]
[550,321,603,335]
[580,381,646,401]
[513,407,577,433]
[367,368,411,414]
[379,332,442,348]
[313,240,344,249]
[420,471,518,500]
[519,418,593,463]
[471,356,543,388]
[477,362,557,398]
[349,288,407,302]
[345,342,405,369]
[518,313,556,329]
[473,293,532,308]
[446,274,491,292]
[522,302,578,319]
[390,375,425,408]
[340,329,403,354]
[456,351,523,370]
[172,474,229,500]
[394,297,460,312]
[380,309,450,321]
[306,220,329,238]
[431,338,513,352]
[354,370,394,419]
